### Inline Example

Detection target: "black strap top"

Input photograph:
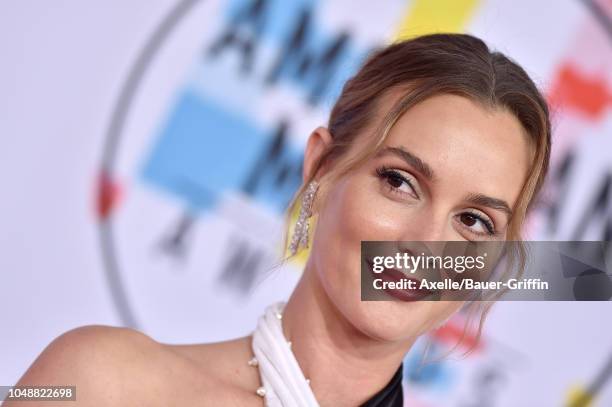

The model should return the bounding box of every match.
[360,363,404,407]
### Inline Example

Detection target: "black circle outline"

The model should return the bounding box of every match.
[97,0,612,328]
[98,0,200,328]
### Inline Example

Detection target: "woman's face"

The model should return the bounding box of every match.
[307,92,532,342]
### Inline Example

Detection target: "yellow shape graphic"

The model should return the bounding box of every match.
[396,0,481,40]
[566,385,594,407]
[284,202,317,264]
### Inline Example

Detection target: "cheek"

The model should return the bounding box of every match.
[311,177,464,339]
[314,174,433,282]
[320,176,411,241]
[312,179,364,279]
[312,178,392,302]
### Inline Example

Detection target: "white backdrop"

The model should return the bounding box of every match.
[1,1,612,406]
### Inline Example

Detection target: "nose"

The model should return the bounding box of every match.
[397,208,457,243]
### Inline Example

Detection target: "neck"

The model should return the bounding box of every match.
[281,260,414,406]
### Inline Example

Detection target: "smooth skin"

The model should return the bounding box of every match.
[7,92,531,406]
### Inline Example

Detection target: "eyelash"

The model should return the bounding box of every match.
[375,166,418,198]
[459,210,496,236]
[375,166,497,236]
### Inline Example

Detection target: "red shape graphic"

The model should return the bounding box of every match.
[96,171,122,220]
[548,62,612,121]
[432,320,484,353]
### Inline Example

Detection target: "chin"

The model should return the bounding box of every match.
[343,298,443,343]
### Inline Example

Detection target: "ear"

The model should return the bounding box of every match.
[303,126,333,183]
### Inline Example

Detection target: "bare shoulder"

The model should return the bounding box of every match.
[164,335,264,404]
[7,325,200,406]
[8,326,262,406]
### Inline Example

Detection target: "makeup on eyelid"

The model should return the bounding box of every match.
[374,165,499,238]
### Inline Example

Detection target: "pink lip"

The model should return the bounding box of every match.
[367,259,435,302]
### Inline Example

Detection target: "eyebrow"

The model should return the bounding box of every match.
[376,145,513,219]
[375,146,435,181]
[465,193,513,219]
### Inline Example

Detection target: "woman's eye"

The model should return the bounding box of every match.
[376,167,419,199]
[387,173,407,190]
[458,212,495,236]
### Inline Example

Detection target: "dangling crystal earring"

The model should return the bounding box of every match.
[289,180,319,256]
